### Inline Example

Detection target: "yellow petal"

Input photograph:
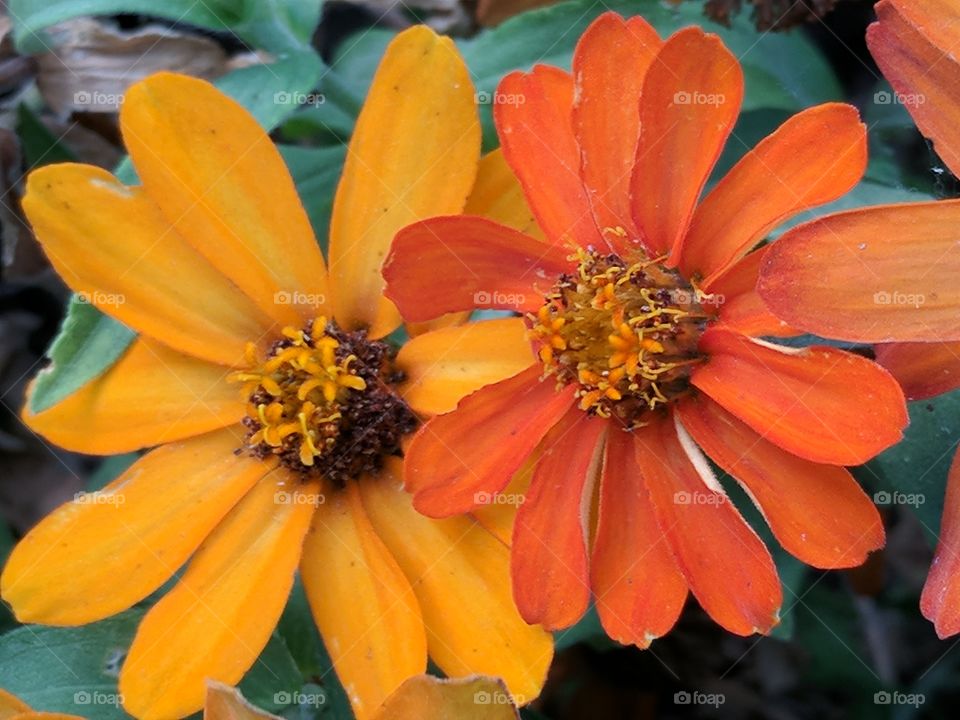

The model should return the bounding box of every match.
[301,483,427,720]
[22,164,273,365]
[1,427,271,626]
[203,681,281,720]
[374,675,519,720]
[471,451,536,547]
[22,338,244,454]
[120,72,328,327]
[328,26,480,338]
[119,471,317,720]
[0,690,32,719]
[397,318,533,416]
[463,149,544,241]
[359,463,553,706]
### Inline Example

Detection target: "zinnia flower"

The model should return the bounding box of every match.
[759,0,960,639]
[1,27,551,720]
[383,11,909,642]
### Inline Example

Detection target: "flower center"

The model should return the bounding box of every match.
[228,318,417,484]
[529,248,710,428]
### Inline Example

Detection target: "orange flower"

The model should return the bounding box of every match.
[383,11,907,643]
[1,27,552,720]
[0,688,84,720]
[759,0,960,639]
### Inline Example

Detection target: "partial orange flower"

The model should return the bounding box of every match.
[0,688,83,720]
[1,26,552,720]
[759,0,960,639]
[384,12,906,644]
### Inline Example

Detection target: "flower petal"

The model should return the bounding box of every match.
[875,341,960,400]
[677,395,884,568]
[384,216,570,322]
[397,318,534,417]
[680,104,866,281]
[328,26,480,338]
[632,27,743,258]
[573,12,661,240]
[512,407,605,630]
[120,73,327,328]
[758,200,960,342]
[591,427,687,647]
[495,66,605,249]
[360,465,553,706]
[868,0,960,178]
[634,414,781,635]
[692,329,907,465]
[1,428,270,626]
[405,364,576,517]
[922,450,960,638]
[22,338,243,454]
[0,689,32,716]
[120,471,316,720]
[301,483,426,720]
[707,247,800,338]
[464,149,544,241]
[204,681,281,720]
[22,164,272,365]
[374,675,519,720]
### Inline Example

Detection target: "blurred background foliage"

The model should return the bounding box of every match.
[0,0,958,718]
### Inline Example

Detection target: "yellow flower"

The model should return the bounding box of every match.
[1,26,551,720]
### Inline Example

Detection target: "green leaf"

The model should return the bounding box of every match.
[280,144,346,246]
[237,632,305,713]
[28,297,136,414]
[16,103,76,168]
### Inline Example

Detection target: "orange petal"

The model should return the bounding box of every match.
[573,12,661,241]
[301,483,426,720]
[360,465,553,706]
[692,329,907,465]
[868,0,960,178]
[384,216,570,322]
[204,681,280,720]
[1,427,270,626]
[374,675,519,720]
[495,66,605,249]
[471,453,535,547]
[680,104,866,281]
[591,427,687,647]
[120,471,317,720]
[922,450,960,638]
[120,73,326,328]
[634,414,781,635]
[328,26,480,338]
[875,341,960,400]
[758,200,960,342]
[22,338,243,454]
[512,407,605,630]
[21,164,272,365]
[405,364,576,517]
[631,27,743,258]
[707,247,800,338]
[0,690,32,717]
[464,149,544,241]
[677,395,884,568]
[397,318,534,417]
